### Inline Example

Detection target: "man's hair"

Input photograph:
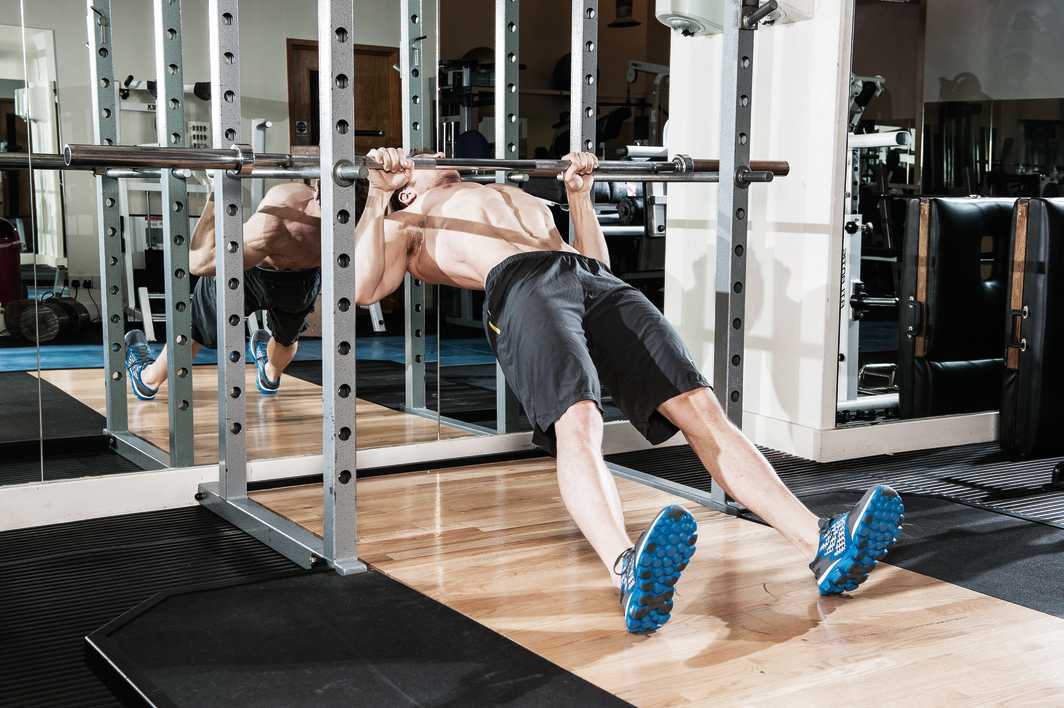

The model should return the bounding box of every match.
[353,179,369,221]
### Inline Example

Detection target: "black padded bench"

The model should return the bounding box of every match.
[898,197,1015,419]
[1001,198,1064,456]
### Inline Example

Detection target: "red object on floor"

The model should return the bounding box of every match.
[0,218,21,305]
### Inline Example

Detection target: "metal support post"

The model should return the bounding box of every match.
[568,0,599,308]
[570,0,599,156]
[209,0,247,498]
[401,0,427,412]
[403,276,427,410]
[493,0,523,432]
[154,0,194,467]
[249,118,271,212]
[87,0,128,440]
[712,0,759,510]
[318,0,365,575]
[400,1,429,154]
[838,145,861,405]
[496,0,520,164]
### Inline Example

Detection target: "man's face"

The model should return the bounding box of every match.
[400,168,459,206]
[410,168,438,194]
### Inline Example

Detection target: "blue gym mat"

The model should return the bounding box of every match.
[0,336,496,373]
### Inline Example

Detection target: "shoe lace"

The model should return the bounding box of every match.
[819,513,848,556]
[128,343,153,368]
[613,547,635,593]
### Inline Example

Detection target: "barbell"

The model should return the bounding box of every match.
[0,145,790,185]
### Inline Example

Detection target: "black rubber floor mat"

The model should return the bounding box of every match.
[772,490,1064,619]
[89,570,629,708]
[1,436,145,486]
[607,442,1064,527]
[0,371,107,444]
[0,507,298,708]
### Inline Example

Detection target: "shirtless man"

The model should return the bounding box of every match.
[124,182,323,398]
[357,147,905,634]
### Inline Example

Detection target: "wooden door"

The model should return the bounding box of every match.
[286,39,402,154]
[0,98,32,220]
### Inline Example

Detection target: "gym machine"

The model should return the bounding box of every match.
[837,128,912,420]
[836,71,920,423]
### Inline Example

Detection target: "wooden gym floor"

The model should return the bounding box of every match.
[253,458,1064,706]
[37,366,472,465]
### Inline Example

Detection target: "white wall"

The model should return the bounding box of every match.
[664,3,853,457]
[8,0,400,283]
[0,24,23,78]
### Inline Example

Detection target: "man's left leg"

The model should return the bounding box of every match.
[136,339,203,391]
[579,275,903,596]
[249,328,298,394]
[658,387,904,595]
[266,335,299,381]
[657,387,820,557]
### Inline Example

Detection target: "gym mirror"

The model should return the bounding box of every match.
[282,6,445,452]
[434,0,671,436]
[435,0,523,438]
[0,8,47,485]
[837,0,1064,428]
[342,1,446,449]
[9,0,445,490]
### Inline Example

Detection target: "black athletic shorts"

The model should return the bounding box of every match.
[483,250,711,455]
[190,267,321,349]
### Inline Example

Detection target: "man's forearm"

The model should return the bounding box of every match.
[189,246,216,276]
[189,195,216,275]
[568,193,609,266]
[353,187,394,302]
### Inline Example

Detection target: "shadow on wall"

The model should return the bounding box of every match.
[928,0,1064,102]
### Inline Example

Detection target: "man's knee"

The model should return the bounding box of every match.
[555,400,603,441]
[271,336,299,351]
[661,387,727,432]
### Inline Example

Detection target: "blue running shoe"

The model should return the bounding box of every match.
[250,329,280,395]
[810,484,904,596]
[123,329,159,401]
[614,504,698,634]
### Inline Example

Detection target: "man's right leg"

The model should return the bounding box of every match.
[553,400,632,584]
[128,274,217,398]
[553,399,699,634]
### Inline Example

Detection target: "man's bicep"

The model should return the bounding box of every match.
[356,219,409,304]
[373,224,411,299]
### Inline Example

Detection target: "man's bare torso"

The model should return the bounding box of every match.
[247,183,322,270]
[388,181,576,290]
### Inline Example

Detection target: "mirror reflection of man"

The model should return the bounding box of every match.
[124,180,327,398]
